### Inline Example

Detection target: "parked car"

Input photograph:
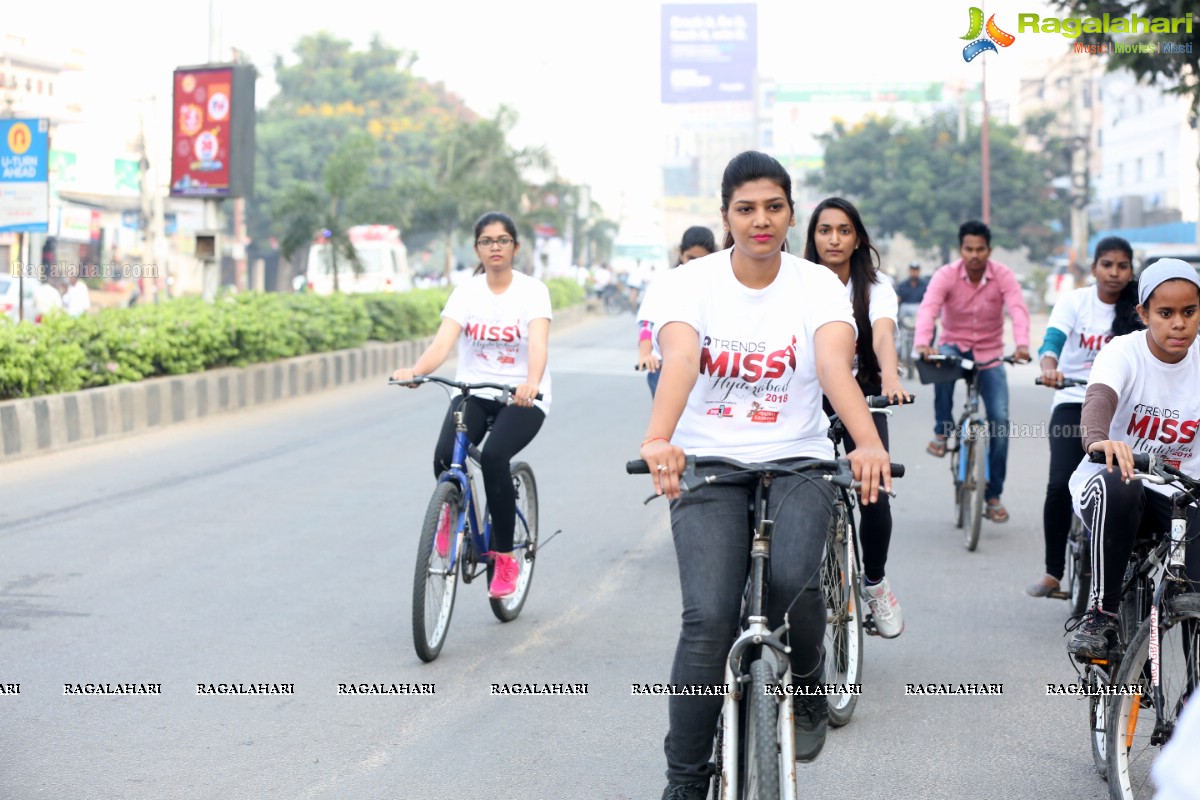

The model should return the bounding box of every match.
[0,275,36,323]
[1133,243,1200,278]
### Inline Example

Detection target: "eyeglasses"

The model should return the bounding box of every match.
[476,237,514,248]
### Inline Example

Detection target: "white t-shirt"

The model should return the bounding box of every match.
[442,272,553,413]
[653,249,856,462]
[844,275,898,377]
[637,268,676,360]
[1045,286,1118,407]
[1069,330,1200,508]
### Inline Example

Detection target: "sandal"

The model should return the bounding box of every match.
[985,499,1009,523]
[926,438,947,458]
[1025,574,1060,597]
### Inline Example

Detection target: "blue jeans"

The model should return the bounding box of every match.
[933,345,1010,500]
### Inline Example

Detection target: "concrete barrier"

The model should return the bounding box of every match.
[0,301,594,463]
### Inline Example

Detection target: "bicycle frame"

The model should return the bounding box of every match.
[954,370,990,487]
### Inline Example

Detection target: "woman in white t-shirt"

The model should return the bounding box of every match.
[804,196,909,640]
[391,212,552,600]
[640,151,892,798]
[1027,237,1140,598]
[636,226,717,397]
[1066,259,1200,660]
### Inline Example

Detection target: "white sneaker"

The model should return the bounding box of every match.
[864,577,904,638]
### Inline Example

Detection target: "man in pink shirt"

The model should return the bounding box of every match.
[915,221,1031,523]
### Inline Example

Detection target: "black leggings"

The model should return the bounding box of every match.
[823,394,892,583]
[432,396,545,553]
[1042,403,1083,580]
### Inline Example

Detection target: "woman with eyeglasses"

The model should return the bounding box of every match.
[391,211,552,599]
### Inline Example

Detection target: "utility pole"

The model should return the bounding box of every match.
[1069,56,1090,278]
[201,0,223,300]
[981,54,991,225]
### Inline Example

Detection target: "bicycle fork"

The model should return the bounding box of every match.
[1146,502,1191,746]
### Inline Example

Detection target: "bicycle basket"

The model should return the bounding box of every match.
[915,358,962,385]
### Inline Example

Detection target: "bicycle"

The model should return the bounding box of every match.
[823,394,912,726]
[627,454,903,799]
[390,375,540,663]
[918,353,1023,551]
[895,303,920,380]
[1034,376,1091,618]
[1088,452,1200,799]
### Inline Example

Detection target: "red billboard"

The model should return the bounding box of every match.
[170,67,233,197]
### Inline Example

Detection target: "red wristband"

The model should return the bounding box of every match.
[641,436,670,447]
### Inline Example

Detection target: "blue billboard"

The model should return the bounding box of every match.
[0,118,50,233]
[661,3,757,103]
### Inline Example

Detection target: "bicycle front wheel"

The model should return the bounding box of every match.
[489,462,539,622]
[965,427,987,551]
[821,511,862,726]
[744,659,780,800]
[1106,593,1200,799]
[412,482,463,662]
[1086,664,1110,780]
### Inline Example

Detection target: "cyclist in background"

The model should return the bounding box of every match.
[915,220,1031,524]
[1067,259,1200,658]
[1026,237,1141,598]
[390,211,552,599]
[895,262,928,306]
[636,226,717,397]
[640,151,891,799]
[804,196,909,638]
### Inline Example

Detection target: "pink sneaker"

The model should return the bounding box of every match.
[434,505,452,558]
[489,553,520,598]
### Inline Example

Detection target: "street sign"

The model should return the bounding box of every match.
[0,118,50,233]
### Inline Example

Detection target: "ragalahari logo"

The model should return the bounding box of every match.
[961,7,1016,61]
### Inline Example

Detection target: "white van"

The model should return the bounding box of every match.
[302,225,413,295]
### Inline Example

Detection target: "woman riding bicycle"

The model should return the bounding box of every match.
[804,197,909,639]
[639,152,891,800]
[636,226,717,397]
[391,211,552,600]
[1066,259,1200,659]
[1026,237,1141,598]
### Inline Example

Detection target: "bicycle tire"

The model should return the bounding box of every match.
[965,427,986,551]
[956,438,974,531]
[744,659,780,800]
[822,510,862,726]
[951,444,965,529]
[1106,592,1200,799]
[488,462,539,622]
[1066,516,1091,618]
[1086,664,1110,780]
[412,482,463,662]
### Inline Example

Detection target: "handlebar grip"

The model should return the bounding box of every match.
[891,464,905,478]
[865,395,915,408]
[1087,450,1150,471]
[627,460,650,475]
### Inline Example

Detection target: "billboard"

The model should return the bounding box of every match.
[0,118,50,233]
[661,4,757,103]
[170,64,256,198]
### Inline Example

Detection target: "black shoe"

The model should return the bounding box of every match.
[661,780,708,800]
[1067,608,1119,660]
[792,692,828,762]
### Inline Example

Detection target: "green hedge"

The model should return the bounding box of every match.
[0,278,583,400]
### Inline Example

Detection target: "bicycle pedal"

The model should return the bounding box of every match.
[1045,590,1070,600]
[863,616,882,637]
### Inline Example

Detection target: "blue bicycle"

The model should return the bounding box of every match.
[390,375,539,663]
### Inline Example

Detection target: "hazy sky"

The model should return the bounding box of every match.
[10,0,1069,214]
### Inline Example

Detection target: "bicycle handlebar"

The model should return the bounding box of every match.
[865,394,916,408]
[1085,451,1200,497]
[923,353,1028,370]
[626,455,906,484]
[387,374,544,401]
[1035,377,1088,388]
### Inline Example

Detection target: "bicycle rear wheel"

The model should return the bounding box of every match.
[744,659,780,800]
[965,428,986,551]
[1106,593,1200,799]
[412,482,463,662]
[821,510,862,726]
[1065,515,1091,618]
[488,462,539,622]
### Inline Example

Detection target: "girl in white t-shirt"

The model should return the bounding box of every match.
[804,196,908,640]
[392,212,552,600]
[636,226,717,397]
[1066,259,1200,661]
[640,151,892,797]
[1027,237,1140,598]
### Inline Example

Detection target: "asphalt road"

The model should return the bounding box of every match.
[0,313,1109,800]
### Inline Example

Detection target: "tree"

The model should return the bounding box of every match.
[276,131,376,292]
[1050,0,1199,112]
[408,106,551,281]
[810,112,1066,264]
